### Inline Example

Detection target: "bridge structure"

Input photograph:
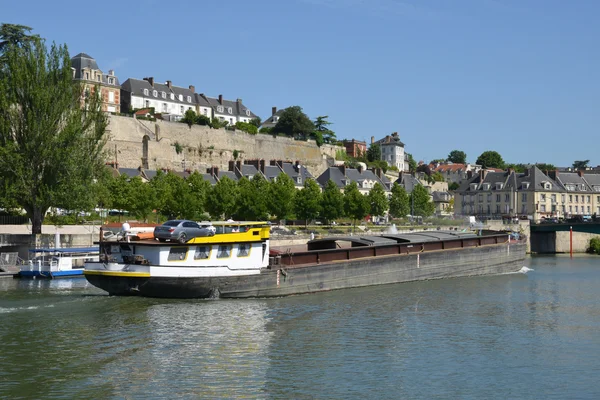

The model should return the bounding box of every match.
[530,222,600,253]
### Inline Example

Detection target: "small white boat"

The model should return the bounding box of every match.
[17,247,100,279]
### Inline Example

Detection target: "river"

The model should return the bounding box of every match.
[1,255,599,399]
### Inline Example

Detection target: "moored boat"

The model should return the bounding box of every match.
[17,247,100,279]
[84,222,527,298]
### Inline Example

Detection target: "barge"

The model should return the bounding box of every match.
[84,222,527,298]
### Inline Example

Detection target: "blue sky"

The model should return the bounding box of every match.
[3,0,599,168]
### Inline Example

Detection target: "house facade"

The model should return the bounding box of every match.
[71,53,121,113]
[373,132,408,172]
[198,94,257,126]
[344,139,367,158]
[316,165,391,195]
[429,162,482,185]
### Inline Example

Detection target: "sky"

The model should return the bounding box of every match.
[3,0,599,168]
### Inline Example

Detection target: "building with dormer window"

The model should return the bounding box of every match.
[71,53,121,113]
[198,94,257,126]
[316,165,391,195]
[372,132,409,172]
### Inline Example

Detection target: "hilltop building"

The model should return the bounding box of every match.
[71,53,121,113]
[372,132,409,172]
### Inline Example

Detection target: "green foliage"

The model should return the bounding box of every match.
[0,37,108,233]
[535,163,557,172]
[211,117,228,129]
[430,159,446,164]
[294,179,322,226]
[431,172,445,182]
[588,237,600,255]
[367,144,381,162]
[272,106,315,140]
[447,150,467,164]
[476,150,505,169]
[235,175,269,221]
[186,171,212,219]
[388,183,409,219]
[448,182,460,191]
[368,183,389,217]
[406,153,417,173]
[127,176,156,221]
[313,115,336,144]
[312,130,324,147]
[182,109,197,128]
[196,114,211,126]
[0,24,40,62]
[336,149,350,161]
[233,149,239,160]
[344,181,370,230]
[410,184,435,217]
[235,121,258,134]
[573,160,590,170]
[249,117,261,128]
[268,173,296,221]
[206,176,238,219]
[505,163,527,173]
[173,141,184,154]
[321,180,344,224]
[259,127,272,134]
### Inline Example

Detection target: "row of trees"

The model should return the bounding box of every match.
[96,171,435,228]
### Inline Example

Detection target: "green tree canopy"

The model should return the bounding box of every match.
[388,183,409,219]
[476,150,505,169]
[206,176,239,220]
[314,115,336,144]
[186,171,212,219]
[0,38,108,233]
[0,24,40,61]
[367,182,388,218]
[447,150,467,164]
[182,109,197,128]
[505,163,527,173]
[410,184,435,217]
[249,117,261,128]
[448,182,460,191]
[235,175,269,221]
[294,179,322,227]
[321,179,345,224]
[344,181,370,231]
[406,153,417,173]
[534,163,557,172]
[272,106,315,140]
[573,160,590,170]
[127,176,156,221]
[367,143,381,162]
[268,173,296,221]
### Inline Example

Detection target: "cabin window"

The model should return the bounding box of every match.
[194,246,211,260]
[168,247,188,261]
[217,245,232,258]
[237,244,250,257]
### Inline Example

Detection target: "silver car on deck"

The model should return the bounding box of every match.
[153,220,215,243]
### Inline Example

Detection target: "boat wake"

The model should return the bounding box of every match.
[519,266,534,273]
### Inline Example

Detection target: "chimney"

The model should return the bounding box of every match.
[236,160,242,171]
[467,170,473,179]
[144,77,154,87]
[218,94,223,104]
[272,106,277,116]
[479,169,488,181]
[247,159,260,171]
[260,159,266,174]
[548,170,558,181]
[189,85,195,93]
[166,80,172,89]
[578,170,584,177]
[357,164,363,173]
[237,98,242,104]
[392,132,398,137]
[208,166,219,177]
[371,136,375,144]
[295,160,301,172]
[228,161,235,171]
[338,165,346,176]
[524,168,530,177]
[108,69,114,76]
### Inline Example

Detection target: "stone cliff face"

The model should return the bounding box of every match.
[104,115,341,176]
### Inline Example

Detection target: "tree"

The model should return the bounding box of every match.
[186,171,212,219]
[127,176,155,221]
[448,182,460,191]
[447,150,467,164]
[0,38,108,234]
[182,109,197,128]
[294,179,322,228]
[196,114,211,126]
[235,175,269,221]
[535,163,557,172]
[406,153,417,173]
[268,173,296,221]
[249,117,261,128]
[235,121,258,134]
[321,180,344,224]
[211,117,228,129]
[431,172,445,182]
[573,160,590,170]
[313,115,336,144]
[366,144,381,162]
[410,184,435,217]
[206,176,238,219]
[505,163,527,173]
[388,183,409,219]
[430,158,446,164]
[476,151,505,169]
[0,24,40,61]
[272,106,315,140]
[344,181,370,231]
[368,183,388,219]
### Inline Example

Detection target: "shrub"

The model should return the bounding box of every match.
[588,237,600,255]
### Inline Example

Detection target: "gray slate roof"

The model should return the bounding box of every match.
[395,174,421,193]
[71,53,120,86]
[121,78,196,107]
[458,166,564,193]
[317,166,390,190]
[199,94,257,119]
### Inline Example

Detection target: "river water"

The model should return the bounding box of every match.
[1,255,599,399]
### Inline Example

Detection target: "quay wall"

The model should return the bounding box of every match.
[106,115,342,175]
[529,231,597,254]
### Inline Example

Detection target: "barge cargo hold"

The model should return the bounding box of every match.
[84,223,527,299]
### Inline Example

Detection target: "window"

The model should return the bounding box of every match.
[541,204,546,212]
[587,206,591,213]
[179,95,183,101]
[144,89,149,96]
[109,91,115,102]
[153,90,158,97]
[194,246,211,260]
[170,93,175,100]
[575,195,579,203]
[163,103,168,113]
[551,194,556,203]
[487,194,491,202]
[161,91,166,99]
[575,206,578,213]
[217,106,224,112]
[85,72,89,80]
[587,195,591,203]
[168,247,188,261]
[569,195,572,202]
[187,96,192,102]
[180,106,184,114]
[108,78,114,85]
[97,75,101,82]
[145,100,150,108]
[478,194,483,202]
[561,194,565,203]
[217,245,232,258]
[496,194,501,202]
[246,110,251,116]
[203,109,208,115]
[505,194,510,202]
[569,206,572,212]
[237,244,250,257]
[228,107,233,114]
[522,193,527,202]
[540,194,546,201]
[496,204,500,213]
[230,118,233,124]
[522,204,527,213]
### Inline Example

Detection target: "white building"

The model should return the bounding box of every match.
[373,132,409,172]
[198,94,256,126]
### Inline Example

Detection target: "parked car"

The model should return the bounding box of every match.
[154,220,215,243]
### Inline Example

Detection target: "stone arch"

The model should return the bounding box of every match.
[142,135,150,169]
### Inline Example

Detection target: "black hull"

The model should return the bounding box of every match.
[86,242,527,299]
